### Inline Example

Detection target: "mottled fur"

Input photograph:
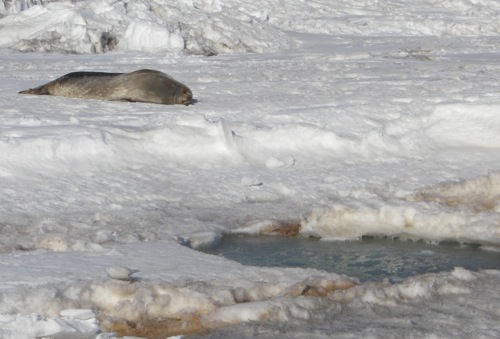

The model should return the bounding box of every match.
[19,69,192,105]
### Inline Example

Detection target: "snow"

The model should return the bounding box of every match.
[118,20,184,53]
[1,0,500,337]
[0,0,292,54]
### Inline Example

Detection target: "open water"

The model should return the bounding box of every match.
[202,235,500,282]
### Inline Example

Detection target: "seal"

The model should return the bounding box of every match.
[19,69,193,105]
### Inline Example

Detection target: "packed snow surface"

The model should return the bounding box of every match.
[1,0,500,338]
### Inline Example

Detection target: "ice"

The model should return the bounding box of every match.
[299,202,495,243]
[178,231,222,249]
[425,104,500,148]
[0,0,293,55]
[1,0,500,338]
[105,266,139,281]
[194,268,500,338]
[409,171,500,210]
[59,309,96,320]
[0,241,357,337]
[118,20,184,53]
[0,312,100,339]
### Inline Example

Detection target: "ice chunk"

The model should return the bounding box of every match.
[105,266,139,281]
[59,309,96,320]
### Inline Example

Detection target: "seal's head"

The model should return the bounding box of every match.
[176,86,193,106]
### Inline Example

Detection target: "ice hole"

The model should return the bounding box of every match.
[201,235,500,282]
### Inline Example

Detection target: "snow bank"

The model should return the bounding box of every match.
[425,104,500,148]
[299,171,500,245]
[118,19,184,53]
[264,0,500,36]
[410,171,500,209]
[6,101,498,177]
[227,103,500,166]
[0,310,100,339]
[382,104,500,151]
[3,240,498,338]
[323,267,500,338]
[2,0,500,55]
[2,267,499,338]
[0,115,240,173]
[0,0,292,54]
[142,267,500,338]
[0,241,356,338]
[0,3,113,54]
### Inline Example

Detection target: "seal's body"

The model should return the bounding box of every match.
[19,69,193,105]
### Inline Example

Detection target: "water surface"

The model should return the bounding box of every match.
[202,235,500,282]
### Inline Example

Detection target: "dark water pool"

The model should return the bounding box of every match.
[201,235,500,282]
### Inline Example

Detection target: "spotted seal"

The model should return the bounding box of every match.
[19,69,193,105]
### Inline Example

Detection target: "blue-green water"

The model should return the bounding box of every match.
[201,235,500,282]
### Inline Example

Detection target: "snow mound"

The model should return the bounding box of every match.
[0,0,293,55]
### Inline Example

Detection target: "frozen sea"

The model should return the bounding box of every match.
[1,0,500,338]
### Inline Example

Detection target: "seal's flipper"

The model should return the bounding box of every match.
[19,86,50,95]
